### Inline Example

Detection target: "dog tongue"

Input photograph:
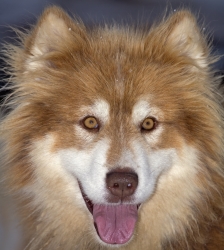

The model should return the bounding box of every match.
[93,204,138,244]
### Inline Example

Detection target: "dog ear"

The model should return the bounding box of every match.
[165,10,209,68]
[28,7,74,55]
[25,6,86,70]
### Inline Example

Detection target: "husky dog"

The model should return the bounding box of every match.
[1,6,224,250]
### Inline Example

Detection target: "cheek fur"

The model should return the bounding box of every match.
[58,138,111,203]
[27,135,85,208]
[131,140,177,203]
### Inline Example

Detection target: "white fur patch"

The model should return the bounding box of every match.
[26,57,43,71]
[58,139,110,204]
[132,100,164,145]
[132,100,163,124]
[159,144,199,182]
[130,140,177,203]
[79,99,110,124]
[145,125,164,145]
[27,135,84,209]
[28,138,126,208]
[74,125,96,143]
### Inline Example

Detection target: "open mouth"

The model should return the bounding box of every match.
[79,184,140,245]
[82,191,94,213]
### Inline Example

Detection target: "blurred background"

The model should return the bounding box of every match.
[0,0,224,89]
[0,0,224,41]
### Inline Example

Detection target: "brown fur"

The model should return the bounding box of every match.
[1,6,224,249]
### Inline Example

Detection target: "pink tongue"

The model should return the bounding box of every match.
[93,204,138,244]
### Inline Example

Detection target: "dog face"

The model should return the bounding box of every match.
[3,6,223,249]
[26,48,199,245]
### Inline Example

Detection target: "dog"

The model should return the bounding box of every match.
[1,6,224,249]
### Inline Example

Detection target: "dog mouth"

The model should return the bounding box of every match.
[79,185,139,245]
[82,191,94,213]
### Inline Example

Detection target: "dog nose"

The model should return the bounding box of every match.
[106,171,138,199]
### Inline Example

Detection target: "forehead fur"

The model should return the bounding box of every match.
[5,7,209,97]
[2,7,223,155]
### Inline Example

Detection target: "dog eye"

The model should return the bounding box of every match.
[141,117,157,131]
[83,116,99,130]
